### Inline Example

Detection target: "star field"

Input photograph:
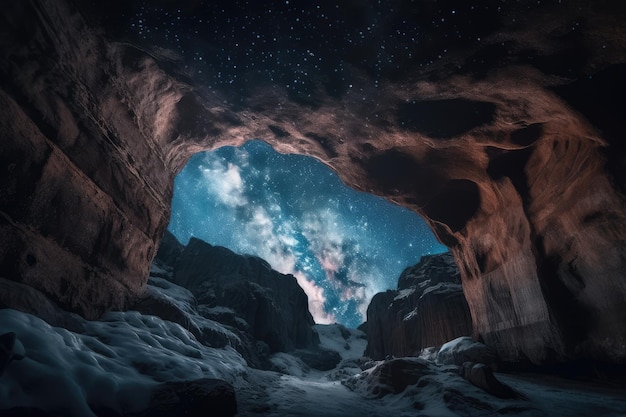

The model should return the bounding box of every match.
[168,141,447,327]
[80,0,576,326]
[90,0,540,105]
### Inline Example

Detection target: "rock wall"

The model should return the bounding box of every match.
[365,253,473,360]
[170,237,318,352]
[1,0,625,364]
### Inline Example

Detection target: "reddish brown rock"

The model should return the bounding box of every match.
[0,0,625,366]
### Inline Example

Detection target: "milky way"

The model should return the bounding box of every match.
[84,0,551,326]
[168,141,447,327]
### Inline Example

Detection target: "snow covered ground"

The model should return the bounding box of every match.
[1,274,625,416]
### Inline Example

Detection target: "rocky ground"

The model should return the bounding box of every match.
[1,242,625,416]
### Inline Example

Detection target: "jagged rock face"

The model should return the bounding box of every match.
[1,0,626,364]
[171,237,317,352]
[365,254,473,360]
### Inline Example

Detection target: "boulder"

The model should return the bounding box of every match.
[292,347,342,371]
[344,358,436,398]
[437,337,497,368]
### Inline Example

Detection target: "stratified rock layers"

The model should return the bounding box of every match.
[1,0,625,364]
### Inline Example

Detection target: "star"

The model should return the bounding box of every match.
[168,140,447,327]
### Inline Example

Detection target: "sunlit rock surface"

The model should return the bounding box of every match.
[365,253,473,360]
[1,0,626,365]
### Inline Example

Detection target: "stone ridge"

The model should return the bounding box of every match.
[365,253,472,360]
[170,237,318,353]
[397,252,461,290]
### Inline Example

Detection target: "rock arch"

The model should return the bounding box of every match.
[1,0,625,365]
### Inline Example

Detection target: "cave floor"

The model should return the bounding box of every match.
[234,366,626,417]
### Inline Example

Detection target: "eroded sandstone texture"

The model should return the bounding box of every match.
[1,0,625,364]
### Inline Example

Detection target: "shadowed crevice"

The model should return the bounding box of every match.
[397,99,496,139]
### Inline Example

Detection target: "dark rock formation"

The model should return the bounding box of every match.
[171,237,318,353]
[365,253,473,360]
[0,278,85,332]
[136,378,237,417]
[436,337,497,369]
[343,358,436,398]
[154,231,184,269]
[459,362,517,399]
[1,0,626,366]
[131,277,260,364]
[291,347,342,372]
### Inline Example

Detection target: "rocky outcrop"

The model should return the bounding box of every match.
[458,362,517,399]
[0,278,84,332]
[436,337,497,368]
[365,253,473,360]
[170,237,318,353]
[137,378,237,417]
[1,0,626,366]
[344,357,436,398]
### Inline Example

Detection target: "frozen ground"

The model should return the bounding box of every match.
[1,274,625,416]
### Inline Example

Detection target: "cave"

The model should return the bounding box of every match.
[1,0,626,416]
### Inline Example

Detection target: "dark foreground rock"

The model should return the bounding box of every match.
[459,362,518,399]
[292,347,342,371]
[436,337,497,368]
[170,238,318,353]
[365,253,473,359]
[0,278,85,332]
[345,358,437,398]
[137,378,237,417]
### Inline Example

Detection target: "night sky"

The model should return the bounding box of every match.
[90,0,509,327]
[168,141,447,327]
[85,0,538,106]
[83,0,565,327]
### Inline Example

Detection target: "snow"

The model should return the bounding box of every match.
[0,309,247,416]
[314,324,366,362]
[403,308,418,321]
[394,288,416,300]
[2,278,626,417]
[269,353,309,377]
[437,336,495,366]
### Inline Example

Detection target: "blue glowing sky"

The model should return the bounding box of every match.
[168,140,447,327]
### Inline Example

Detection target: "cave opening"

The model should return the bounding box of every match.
[167,140,448,328]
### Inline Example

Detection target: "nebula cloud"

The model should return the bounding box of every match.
[169,140,447,327]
